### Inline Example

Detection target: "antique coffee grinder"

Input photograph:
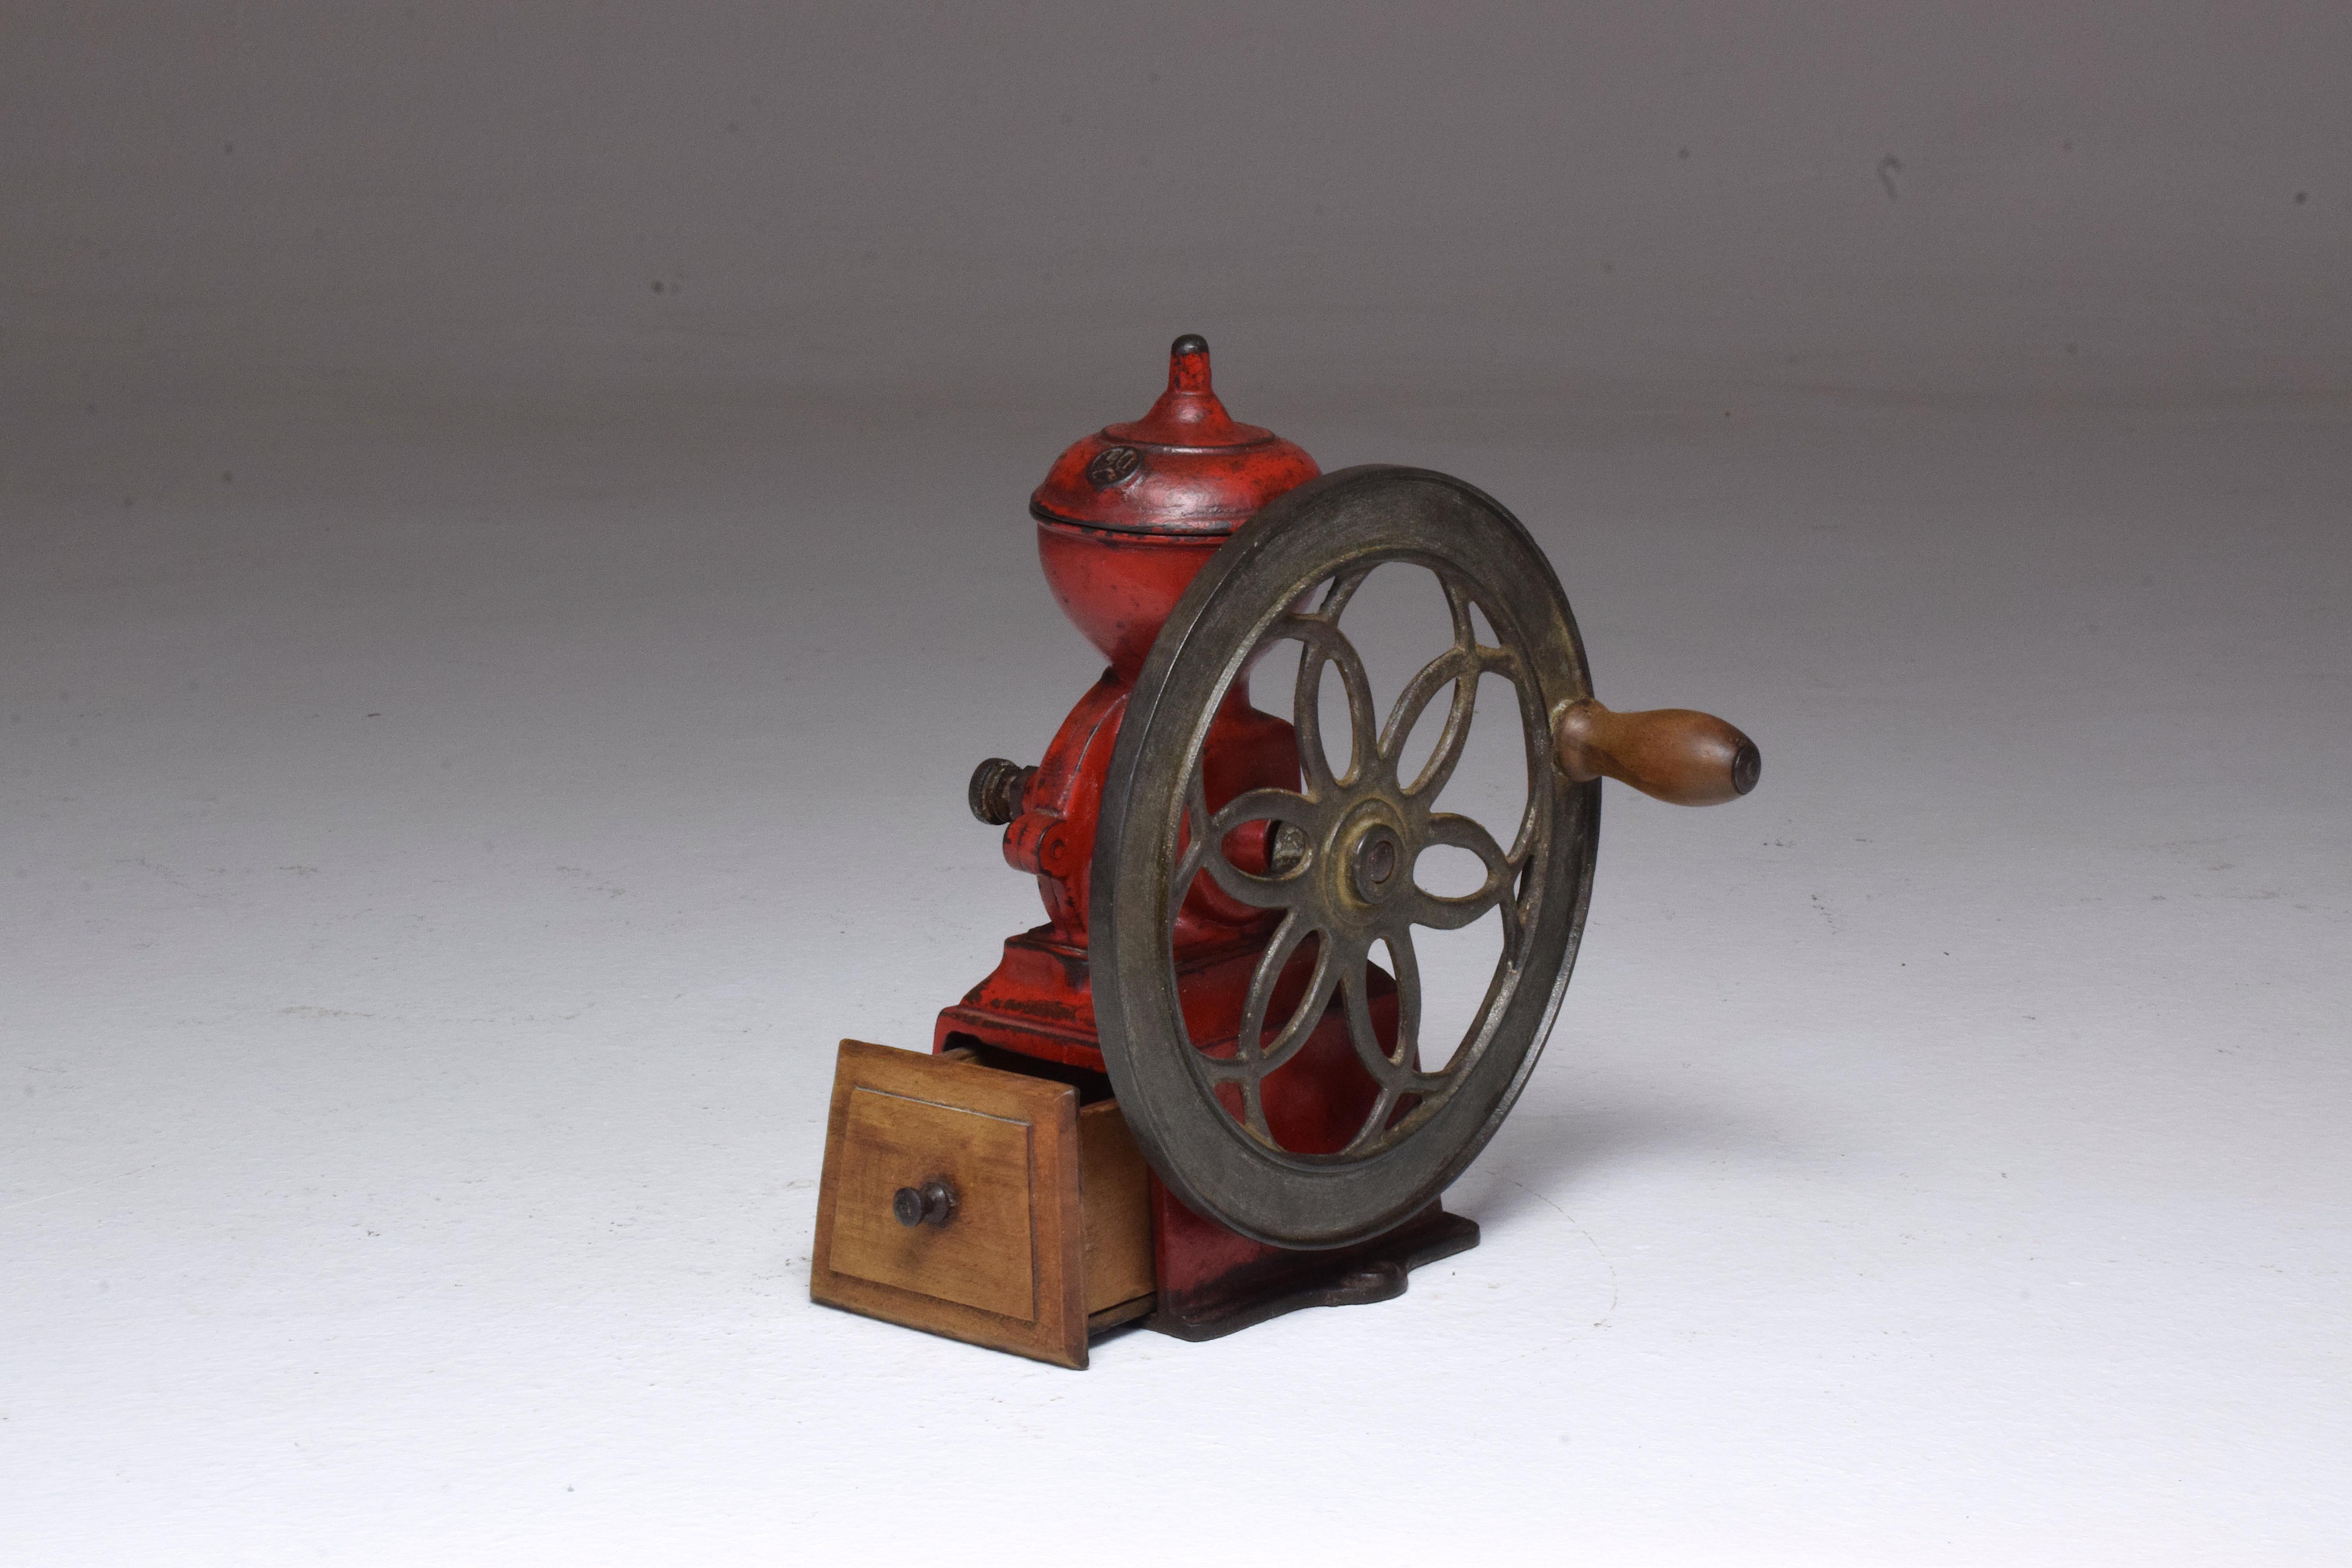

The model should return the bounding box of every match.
[811,336,1759,1366]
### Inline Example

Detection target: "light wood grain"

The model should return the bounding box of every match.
[811,1041,1087,1368]
[1552,698,1760,806]
[1078,1099,1155,1316]
[829,1087,1036,1321]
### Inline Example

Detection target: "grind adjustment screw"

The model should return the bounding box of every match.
[968,758,1037,826]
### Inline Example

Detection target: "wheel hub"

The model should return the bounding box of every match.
[1345,822,1403,905]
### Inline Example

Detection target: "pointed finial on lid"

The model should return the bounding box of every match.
[1169,334,1211,392]
[1119,332,1241,444]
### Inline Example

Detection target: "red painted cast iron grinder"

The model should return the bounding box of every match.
[933,336,1760,1338]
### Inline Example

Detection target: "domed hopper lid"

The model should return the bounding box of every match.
[1030,335,1320,537]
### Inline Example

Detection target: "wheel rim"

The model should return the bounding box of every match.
[1093,466,1601,1249]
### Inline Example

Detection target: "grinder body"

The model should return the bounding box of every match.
[933,338,1463,1330]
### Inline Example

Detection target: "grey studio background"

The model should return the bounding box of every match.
[4,4,2347,1564]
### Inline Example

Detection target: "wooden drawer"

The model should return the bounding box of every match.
[811,1040,1154,1368]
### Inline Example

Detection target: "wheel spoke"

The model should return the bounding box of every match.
[1203,916,1344,1085]
[1380,643,1480,799]
[1193,785,1323,908]
[1286,619,1338,797]
[1236,1075,1272,1144]
[1403,812,1515,930]
[1231,909,1313,1072]
[1199,847,1312,909]
[1339,950,1412,1092]
[1341,1083,1403,1156]
[1166,769,1212,924]
[1379,587,1524,803]
[1286,616,1379,793]
[1169,835,1209,924]
[1379,922,1423,1073]
[1252,927,1344,1080]
[1208,786,1320,840]
[1316,564,1376,620]
[1440,575,1479,653]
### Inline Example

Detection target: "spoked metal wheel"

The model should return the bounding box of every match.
[1094,466,1601,1249]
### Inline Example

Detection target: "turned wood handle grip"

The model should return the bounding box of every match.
[1552,700,1760,806]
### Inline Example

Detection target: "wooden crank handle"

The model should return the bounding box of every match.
[1552,699,1760,806]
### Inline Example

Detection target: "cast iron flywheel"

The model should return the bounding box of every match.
[1093,465,1606,1250]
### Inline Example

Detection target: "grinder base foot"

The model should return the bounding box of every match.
[1142,1208,1480,1343]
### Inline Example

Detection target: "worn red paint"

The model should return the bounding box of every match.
[935,336,1407,1318]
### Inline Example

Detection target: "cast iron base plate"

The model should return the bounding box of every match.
[1141,1209,1481,1343]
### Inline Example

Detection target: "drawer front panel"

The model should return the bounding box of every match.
[829,1087,1036,1321]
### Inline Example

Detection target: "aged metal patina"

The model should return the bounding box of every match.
[1093,466,1601,1251]
[837,334,1764,1348]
